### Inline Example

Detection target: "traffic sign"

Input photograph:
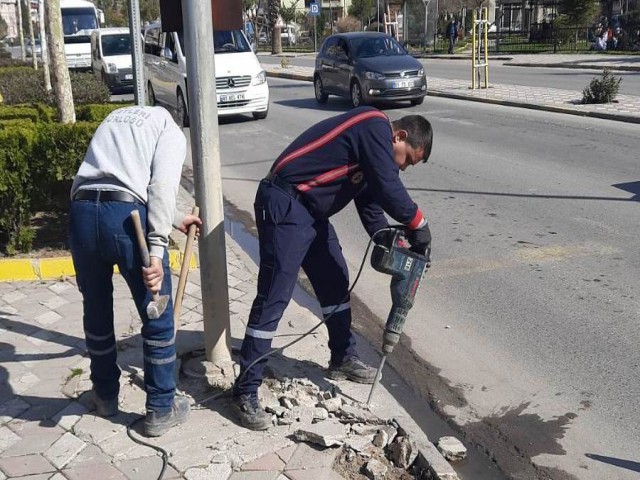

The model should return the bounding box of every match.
[309,2,319,16]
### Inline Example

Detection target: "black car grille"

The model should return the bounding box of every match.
[216,76,252,90]
[382,87,424,97]
[218,100,251,108]
[385,70,421,78]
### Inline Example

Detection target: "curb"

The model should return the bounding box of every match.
[507,62,640,72]
[265,70,640,125]
[0,249,198,282]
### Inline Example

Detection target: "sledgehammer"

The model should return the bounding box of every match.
[131,210,170,319]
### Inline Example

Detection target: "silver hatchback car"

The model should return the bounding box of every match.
[314,32,427,108]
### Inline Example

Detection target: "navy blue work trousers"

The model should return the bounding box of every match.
[235,180,357,395]
[68,199,176,413]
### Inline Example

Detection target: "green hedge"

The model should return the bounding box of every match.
[0,104,123,125]
[0,120,100,254]
[0,68,111,106]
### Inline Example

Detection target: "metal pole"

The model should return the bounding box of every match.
[376,0,379,31]
[182,0,232,364]
[28,4,36,69]
[127,0,145,106]
[39,0,51,90]
[313,15,316,53]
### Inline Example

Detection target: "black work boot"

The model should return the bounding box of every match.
[144,395,190,437]
[93,391,118,417]
[328,356,377,384]
[232,393,272,431]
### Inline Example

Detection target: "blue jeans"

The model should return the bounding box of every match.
[69,199,176,413]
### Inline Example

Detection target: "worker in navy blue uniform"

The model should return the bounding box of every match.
[233,106,433,430]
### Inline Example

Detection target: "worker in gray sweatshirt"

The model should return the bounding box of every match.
[69,106,201,437]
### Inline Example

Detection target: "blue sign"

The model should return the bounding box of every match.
[309,2,320,16]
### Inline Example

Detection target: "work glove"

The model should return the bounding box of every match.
[407,223,432,263]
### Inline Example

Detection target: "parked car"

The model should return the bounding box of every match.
[143,22,269,126]
[25,39,42,58]
[91,28,133,93]
[313,32,427,108]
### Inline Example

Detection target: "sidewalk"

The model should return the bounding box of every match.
[261,53,640,124]
[0,186,460,480]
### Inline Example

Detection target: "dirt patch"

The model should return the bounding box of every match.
[334,447,425,480]
[1,210,71,258]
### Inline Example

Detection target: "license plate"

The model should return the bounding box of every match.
[393,80,414,88]
[125,74,133,80]
[219,93,245,103]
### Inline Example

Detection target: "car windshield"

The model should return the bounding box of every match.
[101,35,131,56]
[62,8,98,35]
[351,36,406,58]
[177,30,251,54]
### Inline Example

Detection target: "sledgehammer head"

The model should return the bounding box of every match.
[147,294,169,319]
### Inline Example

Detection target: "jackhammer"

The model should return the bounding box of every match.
[366,227,430,407]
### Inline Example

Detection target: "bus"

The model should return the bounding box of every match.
[60,0,104,70]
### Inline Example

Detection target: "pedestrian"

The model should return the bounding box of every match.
[68,106,202,437]
[233,106,433,431]
[447,17,458,54]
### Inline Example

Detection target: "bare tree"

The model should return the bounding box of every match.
[269,0,282,54]
[16,0,25,61]
[27,5,36,69]
[45,0,75,123]
[39,0,52,91]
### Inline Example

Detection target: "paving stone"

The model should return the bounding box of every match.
[284,467,345,480]
[99,430,156,461]
[50,474,67,480]
[7,419,65,437]
[38,296,69,310]
[73,411,131,444]
[1,433,62,457]
[65,444,113,468]
[229,472,282,480]
[0,454,55,476]
[115,454,181,480]
[7,371,40,394]
[51,401,89,431]
[0,396,30,424]
[2,291,27,304]
[284,442,340,471]
[274,445,297,464]
[44,432,87,469]
[62,463,128,480]
[293,419,349,447]
[48,282,75,294]
[184,462,232,480]
[437,436,467,461]
[0,426,21,453]
[34,311,63,326]
[9,474,53,480]
[241,452,285,471]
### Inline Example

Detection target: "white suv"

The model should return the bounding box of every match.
[143,23,269,126]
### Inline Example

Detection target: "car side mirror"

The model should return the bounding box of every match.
[161,47,173,60]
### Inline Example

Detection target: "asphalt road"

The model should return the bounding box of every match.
[210,77,640,480]
[258,55,640,96]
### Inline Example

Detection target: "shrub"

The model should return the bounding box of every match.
[76,103,127,122]
[582,68,622,104]
[0,127,37,254]
[336,16,362,33]
[0,120,100,254]
[0,68,111,106]
[69,72,111,105]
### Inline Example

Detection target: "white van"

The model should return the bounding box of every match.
[60,0,103,70]
[91,28,133,92]
[143,23,269,126]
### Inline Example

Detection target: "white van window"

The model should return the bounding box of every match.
[62,8,98,35]
[101,35,131,56]
[176,30,251,55]
[144,27,162,56]
[165,33,179,63]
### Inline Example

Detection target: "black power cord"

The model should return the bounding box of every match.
[126,226,402,480]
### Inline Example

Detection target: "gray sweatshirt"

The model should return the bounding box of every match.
[70,106,186,259]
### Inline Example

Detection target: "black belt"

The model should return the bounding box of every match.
[264,172,304,203]
[73,189,142,204]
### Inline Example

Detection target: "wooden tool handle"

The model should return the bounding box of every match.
[174,206,199,328]
[131,210,151,268]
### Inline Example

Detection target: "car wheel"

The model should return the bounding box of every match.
[314,76,328,104]
[147,83,156,106]
[410,97,424,106]
[253,107,268,120]
[177,90,190,128]
[351,81,365,108]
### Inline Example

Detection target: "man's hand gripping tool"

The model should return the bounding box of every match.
[366,228,430,407]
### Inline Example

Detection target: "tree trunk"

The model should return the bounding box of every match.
[16,0,25,61]
[272,25,282,54]
[28,11,37,70]
[45,0,75,123]
[39,0,52,91]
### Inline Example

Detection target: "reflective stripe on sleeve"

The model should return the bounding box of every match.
[321,302,351,316]
[246,327,276,340]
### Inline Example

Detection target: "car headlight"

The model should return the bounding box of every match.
[365,71,385,80]
[107,63,118,74]
[252,70,267,85]
[418,68,424,76]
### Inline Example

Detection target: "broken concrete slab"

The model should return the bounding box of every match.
[364,458,388,480]
[437,436,467,462]
[293,419,349,447]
